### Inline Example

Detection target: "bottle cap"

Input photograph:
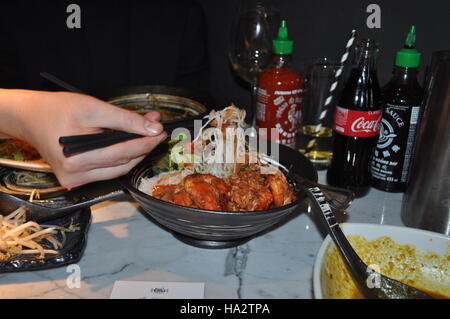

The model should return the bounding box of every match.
[395,25,421,68]
[273,20,293,55]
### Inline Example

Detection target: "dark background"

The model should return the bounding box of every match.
[1,0,449,109]
[199,0,450,108]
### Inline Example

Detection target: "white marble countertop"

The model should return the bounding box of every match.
[0,171,406,299]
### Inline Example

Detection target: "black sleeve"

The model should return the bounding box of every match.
[174,1,210,94]
[0,4,27,89]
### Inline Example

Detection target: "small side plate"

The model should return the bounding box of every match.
[0,168,67,198]
[0,158,52,173]
[0,207,91,273]
[0,167,67,198]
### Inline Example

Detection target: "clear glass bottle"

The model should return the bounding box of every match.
[327,39,382,197]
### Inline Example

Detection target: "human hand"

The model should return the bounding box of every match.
[12,90,167,187]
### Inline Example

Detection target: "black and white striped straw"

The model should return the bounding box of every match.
[305,29,357,151]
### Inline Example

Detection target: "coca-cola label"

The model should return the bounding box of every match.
[333,105,382,137]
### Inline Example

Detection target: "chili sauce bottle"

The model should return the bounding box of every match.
[256,20,303,148]
[370,26,423,192]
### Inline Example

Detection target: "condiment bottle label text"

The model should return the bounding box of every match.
[256,88,302,147]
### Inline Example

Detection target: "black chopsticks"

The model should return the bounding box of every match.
[40,72,86,94]
[59,131,143,156]
[41,72,153,156]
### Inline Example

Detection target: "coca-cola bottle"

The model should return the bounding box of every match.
[327,39,382,197]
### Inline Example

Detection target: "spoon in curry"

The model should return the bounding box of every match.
[288,172,433,299]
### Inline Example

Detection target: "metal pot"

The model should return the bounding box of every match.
[101,85,214,133]
[402,50,450,235]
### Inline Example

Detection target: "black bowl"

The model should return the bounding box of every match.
[100,85,215,133]
[0,207,91,273]
[121,143,317,248]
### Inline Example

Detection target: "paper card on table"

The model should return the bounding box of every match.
[110,280,205,299]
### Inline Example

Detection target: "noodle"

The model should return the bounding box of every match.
[0,206,78,261]
[191,104,250,178]
[28,189,41,202]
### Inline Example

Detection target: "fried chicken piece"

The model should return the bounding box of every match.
[267,172,296,207]
[228,164,274,211]
[183,174,230,210]
[172,190,196,208]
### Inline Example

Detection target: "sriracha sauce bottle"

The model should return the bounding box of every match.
[256,20,303,148]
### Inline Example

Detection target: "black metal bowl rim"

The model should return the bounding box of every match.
[102,85,215,110]
[119,172,300,217]
[109,93,208,117]
[109,98,208,128]
[108,92,206,108]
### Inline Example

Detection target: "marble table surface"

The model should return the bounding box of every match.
[0,171,406,299]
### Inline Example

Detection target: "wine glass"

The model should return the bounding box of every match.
[229,1,280,125]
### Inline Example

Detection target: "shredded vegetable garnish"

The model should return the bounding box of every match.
[168,104,250,179]
[151,104,279,184]
[0,206,79,261]
[0,139,41,161]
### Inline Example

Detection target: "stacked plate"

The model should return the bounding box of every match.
[0,166,91,272]
[0,167,67,197]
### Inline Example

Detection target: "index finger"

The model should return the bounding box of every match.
[82,99,164,137]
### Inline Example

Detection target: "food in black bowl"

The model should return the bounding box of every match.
[8,105,321,249]
[120,105,318,248]
[1,104,345,250]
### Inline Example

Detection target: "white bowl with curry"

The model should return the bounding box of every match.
[313,223,450,299]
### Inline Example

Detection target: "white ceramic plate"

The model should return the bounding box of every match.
[313,223,450,299]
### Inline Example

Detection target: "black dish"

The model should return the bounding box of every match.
[0,207,91,273]
[0,167,67,198]
[101,85,215,133]
[172,232,253,249]
[121,142,318,248]
[0,142,318,250]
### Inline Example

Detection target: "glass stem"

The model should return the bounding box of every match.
[249,84,258,128]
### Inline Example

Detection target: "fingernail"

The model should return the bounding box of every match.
[159,132,168,141]
[145,121,162,135]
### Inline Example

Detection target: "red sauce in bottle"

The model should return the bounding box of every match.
[255,21,303,148]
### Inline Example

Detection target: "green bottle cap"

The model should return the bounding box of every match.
[395,25,421,68]
[273,20,293,55]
